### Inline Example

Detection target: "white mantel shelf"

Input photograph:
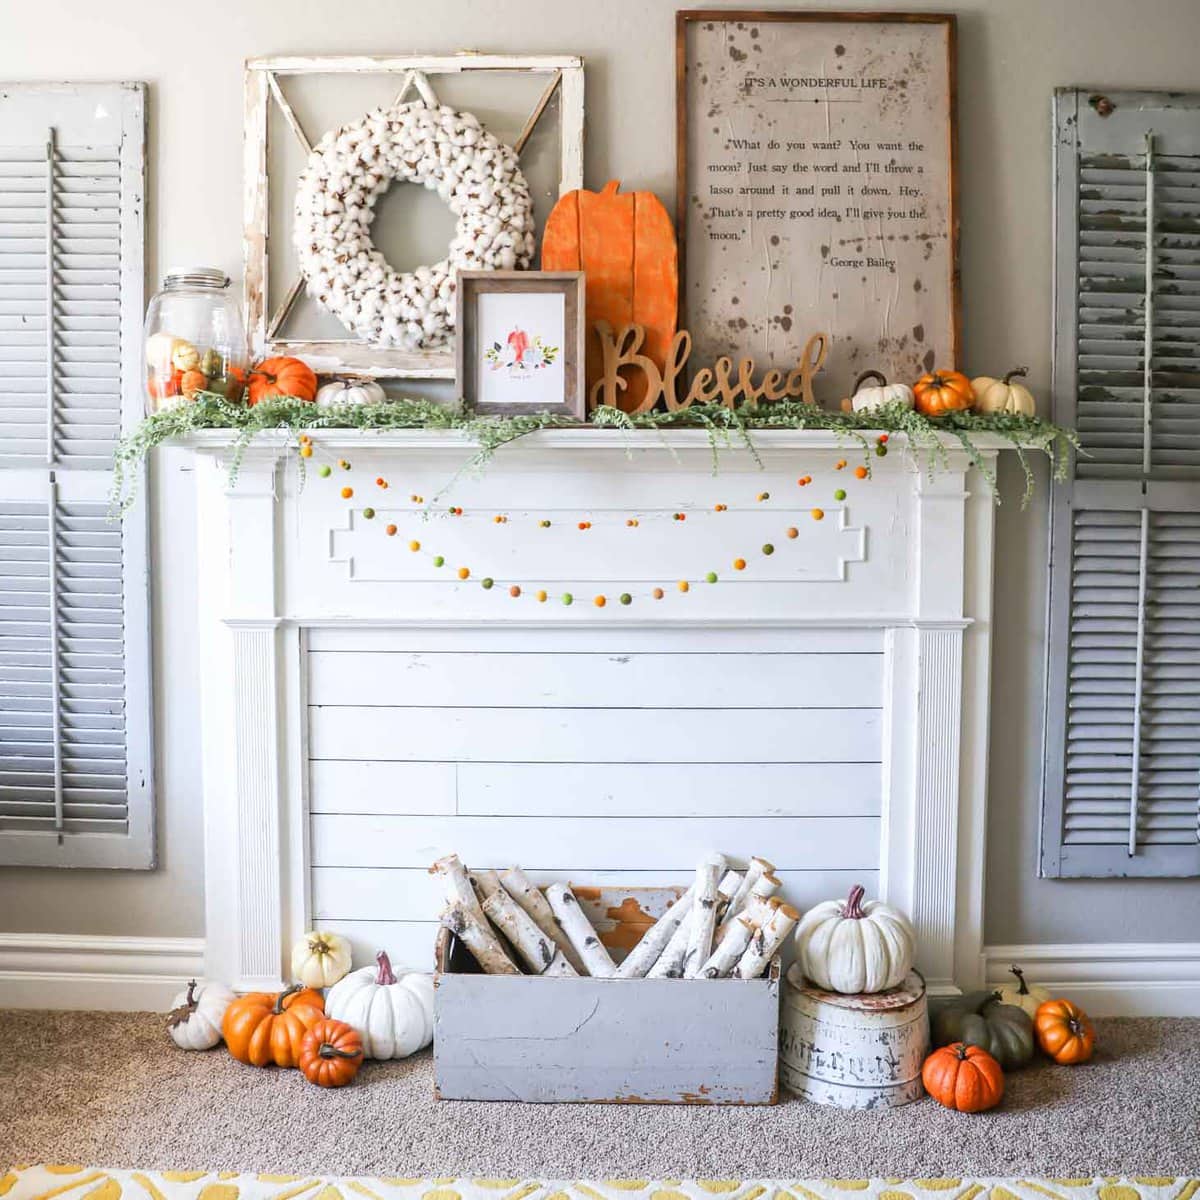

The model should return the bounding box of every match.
[187,423,1005,1000]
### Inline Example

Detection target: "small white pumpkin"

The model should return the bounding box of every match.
[315,376,387,407]
[971,367,1036,416]
[291,929,353,989]
[993,963,1053,1018]
[794,883,915,995]
[166,978,236,1051]
[849,369,915,414]
[326,950,435,1060]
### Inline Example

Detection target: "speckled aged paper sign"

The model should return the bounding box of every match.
[677,13,959,401]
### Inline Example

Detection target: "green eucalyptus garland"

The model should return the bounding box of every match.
[112,392,1075,515]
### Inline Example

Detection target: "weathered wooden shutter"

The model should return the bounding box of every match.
[0,83,153,867]
[1043,89,1200,877]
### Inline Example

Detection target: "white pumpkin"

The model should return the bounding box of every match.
[166,978,235,1051]
[994,964,1053,1018]
[315,377,387,407]
[326,950,435,1060]
[794,883,915,995]
[291,929,353,989]
[971,367,1036,416]
[849,369,915,414]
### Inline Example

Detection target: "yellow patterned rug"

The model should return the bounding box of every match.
[2,1169,1198,1200]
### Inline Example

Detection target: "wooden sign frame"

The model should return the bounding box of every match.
[675,11,960,394]
[243,54,584,379]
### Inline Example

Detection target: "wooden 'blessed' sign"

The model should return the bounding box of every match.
[588,323,829,413]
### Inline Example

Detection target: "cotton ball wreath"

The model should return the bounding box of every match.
[293,102,536,351]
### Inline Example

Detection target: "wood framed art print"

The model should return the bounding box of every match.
[677,11,959,400]
[456,271,587,418]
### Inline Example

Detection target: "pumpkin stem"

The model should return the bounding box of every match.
[317,1042,363,1061]
[273,982,303,1014]
[184,980,198,1010]
[843,883,867,919]
[853,370,888,391]
[953,1042,971,1060]
[601,180,621,196]
[1002,367,1029,386]
[1009,964,1030,995]
[375,949,397,987]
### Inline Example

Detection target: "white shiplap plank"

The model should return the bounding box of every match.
[309,706,881,764]
[309,813,878,871]
[311,760,880,817]
[307,650,883,710]
[308,760,456,815]
[312,866,876,923]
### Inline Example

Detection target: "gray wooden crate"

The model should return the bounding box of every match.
[433,886,780,1105]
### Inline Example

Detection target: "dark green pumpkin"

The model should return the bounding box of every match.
[931,991,1035,1069]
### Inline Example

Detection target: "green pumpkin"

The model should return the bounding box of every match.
[931,991,1035,1069]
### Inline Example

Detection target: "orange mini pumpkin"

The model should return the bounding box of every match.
[298,1018,364,1088]
[913,369,974,417]
[921,1042,1005,1112]
[179,370,209,398]
[247,356,318,405]
[1034,998,1096,1064]
[541,180,678,414]
[222,983,325,1068]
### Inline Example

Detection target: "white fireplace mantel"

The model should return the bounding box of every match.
[186,428,1009,996]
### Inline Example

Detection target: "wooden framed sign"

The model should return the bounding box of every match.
[676,11,959,399]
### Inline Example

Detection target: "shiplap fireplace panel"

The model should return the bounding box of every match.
[191,431,999,995]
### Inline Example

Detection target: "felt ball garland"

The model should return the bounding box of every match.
[300,434,881,607]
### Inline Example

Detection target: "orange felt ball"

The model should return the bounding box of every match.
[457,567,470,580]
[341,487,353,499]
[786,527,799,539]
[855,466,869,480]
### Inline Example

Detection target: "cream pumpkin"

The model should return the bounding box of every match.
[794,883,915,995]
[166,978,236,1051]
[971,367,1036,416]
[291,930,353,989]
[994,964,1053,1018]
[315,377,387,407]
[325,950,434,1060]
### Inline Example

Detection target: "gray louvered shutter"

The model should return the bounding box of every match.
[0,83,153,868]
[1043,89,1200,878]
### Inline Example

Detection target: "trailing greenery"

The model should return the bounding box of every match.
[112,392,1076,514]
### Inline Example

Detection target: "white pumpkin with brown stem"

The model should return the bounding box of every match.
[166,978,236,1051]
[326,950,435,1059]
[971,367,1036,416]
[291,930,353,989]
[793,883,915,995]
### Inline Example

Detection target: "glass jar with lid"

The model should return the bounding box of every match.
[142,267,249,413]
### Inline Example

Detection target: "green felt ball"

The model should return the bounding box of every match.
[706,571,718,583]
[835,488,847,501]
[619,593,632,606]
[433,555,444,567]
[875,444,888,457]
[362,507,375,519]
[562,592,574,606]
[318,465,332,478]
[762,543,774,555]
[481,578,494,590]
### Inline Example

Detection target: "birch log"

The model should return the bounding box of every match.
[614,885,695,979]
[430,853,486,922]
[545,883,617,978]
[470,868,503,904]
[499,866,586,974]
[541,950,579,977]
[732,902,800,980]
[683,860,731,978]
[440,900,520,975]
[717,871,782,946]
[482,886,558,974]
[714,857,775,943]
[646,906,695,978]
[699,914,757,978]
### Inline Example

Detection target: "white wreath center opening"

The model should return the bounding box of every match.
[294,102,536,352]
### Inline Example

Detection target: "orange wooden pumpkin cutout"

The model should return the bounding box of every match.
[542,180,678,414]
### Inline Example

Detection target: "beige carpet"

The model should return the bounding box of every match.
[2,1011,1198,1178]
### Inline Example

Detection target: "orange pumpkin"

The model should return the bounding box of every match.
[1034,998,1096,1064]
[541,179,678,414]
[298,1018,364,1088]
[921,1042,1005,1112]
[180,370,209,398]
[247,356,318,405]
[913,369,974,417]
[221,983,325,1067]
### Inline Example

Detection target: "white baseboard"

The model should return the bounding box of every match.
[0,933,206,1011]
[984,942,1200,1017]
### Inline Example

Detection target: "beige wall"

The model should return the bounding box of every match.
[1,0,1197,946]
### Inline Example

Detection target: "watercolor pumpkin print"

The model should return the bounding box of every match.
[485,327,560,377]
[474,290,567,410]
